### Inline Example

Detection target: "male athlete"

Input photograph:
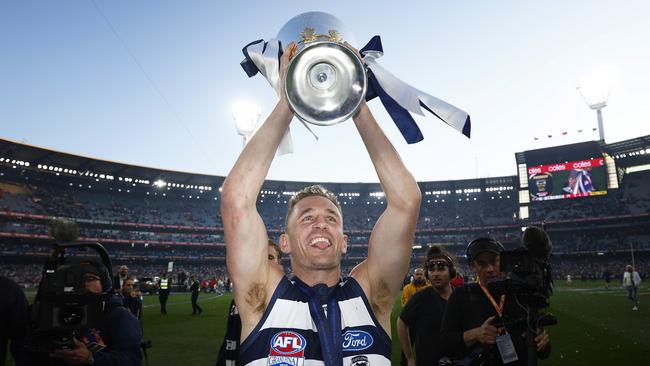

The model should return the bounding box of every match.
[221,42,421,365]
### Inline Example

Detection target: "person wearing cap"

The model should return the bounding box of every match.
[439,238,550,365]
[398,246,457,366]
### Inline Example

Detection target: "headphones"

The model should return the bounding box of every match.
[465,237,505,265]
[424,254,457,279]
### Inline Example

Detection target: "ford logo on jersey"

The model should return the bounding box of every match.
[269,331,307,356]
[342,330,373,351]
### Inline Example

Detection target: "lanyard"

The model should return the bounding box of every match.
[478,279,505,317]
[293,277,342,366]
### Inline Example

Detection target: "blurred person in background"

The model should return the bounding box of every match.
[189,276,203,315]
[121,278,142,321]
[112,265,129,291]
[158,273,170,315]
[0,275,28,366]
[623,265,642,311]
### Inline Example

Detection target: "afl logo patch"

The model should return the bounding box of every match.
[269,331,307,356]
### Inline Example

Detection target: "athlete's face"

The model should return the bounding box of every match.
[281,196,348,271]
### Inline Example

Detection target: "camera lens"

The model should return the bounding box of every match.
[59,306,84,326]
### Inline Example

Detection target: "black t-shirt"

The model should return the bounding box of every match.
[399,287,448,365]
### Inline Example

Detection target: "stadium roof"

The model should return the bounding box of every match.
[2,135,649,189]
[0,137,220,187]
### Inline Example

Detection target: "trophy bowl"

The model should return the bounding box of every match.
[277,12,367,126]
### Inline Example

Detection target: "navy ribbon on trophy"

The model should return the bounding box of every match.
[292,278,342,366]
[240,35,471,152]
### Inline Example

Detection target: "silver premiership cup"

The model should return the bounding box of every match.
[277,12,367,126]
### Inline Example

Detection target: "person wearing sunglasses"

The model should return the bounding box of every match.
[398,246,457,366]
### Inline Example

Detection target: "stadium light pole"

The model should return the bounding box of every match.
[576,71,615,142]
[232,101,260,149]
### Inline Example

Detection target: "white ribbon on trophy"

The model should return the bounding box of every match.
[242,38,317,155]
[240,12,471,154]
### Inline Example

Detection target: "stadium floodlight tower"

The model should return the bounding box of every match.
[576,72,614,142]
[232,101,261,148]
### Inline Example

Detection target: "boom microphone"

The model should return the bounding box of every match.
[522,226,552,260]
[49,219,80,243]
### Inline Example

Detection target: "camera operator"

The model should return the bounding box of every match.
[23,260,143,366]
[440,238,550,365]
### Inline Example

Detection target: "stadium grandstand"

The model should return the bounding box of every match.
[1,135,649,288]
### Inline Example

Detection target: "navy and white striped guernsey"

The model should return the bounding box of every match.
[238,276,392,366]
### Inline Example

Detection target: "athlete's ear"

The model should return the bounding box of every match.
[279,233,291,254]
[341,234,348,254]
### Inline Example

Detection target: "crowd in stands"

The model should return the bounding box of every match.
[1,164,650,289]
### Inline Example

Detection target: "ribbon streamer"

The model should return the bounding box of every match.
[240,39,317,155]
[361,36,471,141]
[240,35,471,152]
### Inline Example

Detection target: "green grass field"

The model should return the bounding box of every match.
[15,281,650,365]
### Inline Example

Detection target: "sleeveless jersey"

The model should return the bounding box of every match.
[239,276,391,366]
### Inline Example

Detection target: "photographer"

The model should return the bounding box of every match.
[440,238,550,365]
[24,259,143,366]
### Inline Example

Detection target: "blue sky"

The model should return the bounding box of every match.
[1,1,648,183]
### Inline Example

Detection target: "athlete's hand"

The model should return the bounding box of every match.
[278,42,297,103]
